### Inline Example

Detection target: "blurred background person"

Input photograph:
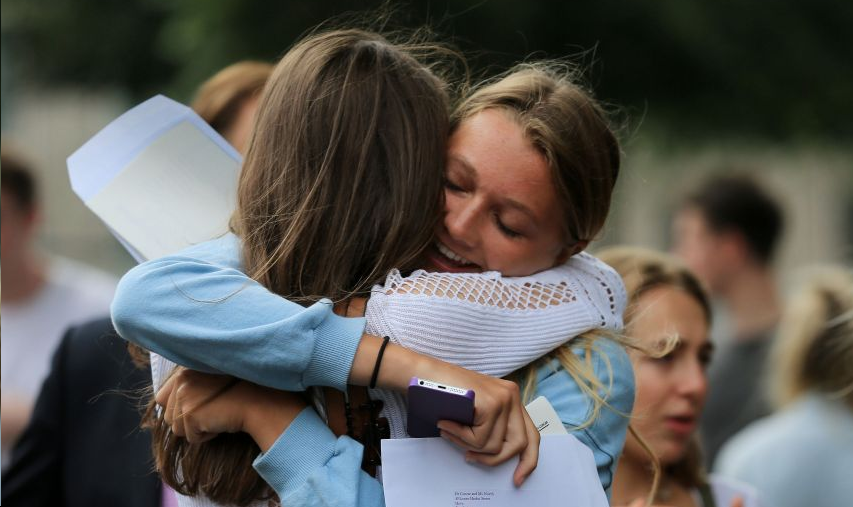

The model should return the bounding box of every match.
[1,59,272,506]
[715,266,853,507]
[671,174,785,467]
[603,246,762,507]
[189,60,271,154]
[1,148,118,468]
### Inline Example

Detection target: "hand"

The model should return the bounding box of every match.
[349,330,540,486]
[156,367,307,450]
[431,367,540,487]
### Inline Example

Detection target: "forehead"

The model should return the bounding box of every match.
[675,207,715,236]
[630,285,710,346]
[449,110,557,210]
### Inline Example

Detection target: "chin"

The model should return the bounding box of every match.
[657,440,691,467]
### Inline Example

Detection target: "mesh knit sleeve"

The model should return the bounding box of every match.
[364,252,626,378]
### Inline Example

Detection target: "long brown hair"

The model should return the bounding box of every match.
[235,29,449,304]
[147,28,452,505]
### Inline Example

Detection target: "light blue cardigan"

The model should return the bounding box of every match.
[112,235,634,506]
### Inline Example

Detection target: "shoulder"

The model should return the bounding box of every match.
[566,252,627,329]
[61,318,142,377]
[715,401,828,481]
[536,337,634,414]
[183,233,242,261]
[707,475,765,507]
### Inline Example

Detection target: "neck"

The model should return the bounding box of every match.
[613,455,699,507]
[720,265,780,340]
[611,455,656,506]
[1,251,47,303]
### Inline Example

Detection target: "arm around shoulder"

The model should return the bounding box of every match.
[111,235,366,392]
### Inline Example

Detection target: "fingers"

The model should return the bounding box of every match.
[156,368,238,441]
[460,378,519,453]
[511,410,540,486]
[437,376,542,488]
[462,397,539,485]
[730,496,744,507]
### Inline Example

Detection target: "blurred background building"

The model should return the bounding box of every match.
[2,0,851,279]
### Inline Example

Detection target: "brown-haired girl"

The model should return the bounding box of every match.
[113,34,634,507]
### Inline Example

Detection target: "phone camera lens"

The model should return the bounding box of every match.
[419,381,424,385]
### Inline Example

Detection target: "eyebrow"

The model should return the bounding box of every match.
[448,153,539,223]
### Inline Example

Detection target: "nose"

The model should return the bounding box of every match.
[443,193,479,249]
[676,358,708,404]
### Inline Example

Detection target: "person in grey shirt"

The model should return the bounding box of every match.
[671,174,785,466]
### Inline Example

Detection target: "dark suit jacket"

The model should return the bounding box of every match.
[2,317,161,507]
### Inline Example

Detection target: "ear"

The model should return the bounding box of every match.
[555,240,589,265]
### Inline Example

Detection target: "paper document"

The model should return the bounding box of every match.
[67,95,241,262]
[381,435,607,507]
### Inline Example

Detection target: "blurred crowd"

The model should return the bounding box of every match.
[1,27,851,507]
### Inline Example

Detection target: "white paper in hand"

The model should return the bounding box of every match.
[381,435,607,507]
[67,95,242,262]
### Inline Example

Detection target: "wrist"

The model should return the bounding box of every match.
[378,343,436,392]
[243,385,306,451]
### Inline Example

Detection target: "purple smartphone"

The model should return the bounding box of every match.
[407,377,475,438]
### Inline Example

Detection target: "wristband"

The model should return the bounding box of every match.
[369,336,391,389]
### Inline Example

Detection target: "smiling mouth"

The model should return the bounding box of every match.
[435,240,475,266]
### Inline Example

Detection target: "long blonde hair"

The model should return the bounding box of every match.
[770,266,853,407]
[599,246,713,498]
[191,60,273,139]
[459,63,633,428]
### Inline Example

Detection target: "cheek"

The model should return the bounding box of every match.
[631,364,668,419]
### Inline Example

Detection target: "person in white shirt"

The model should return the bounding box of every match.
[0,148,117,468]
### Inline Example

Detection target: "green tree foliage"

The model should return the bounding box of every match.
[2,0,851,139]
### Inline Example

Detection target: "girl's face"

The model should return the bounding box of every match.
[623,285,713,466]
[422,109,571,276]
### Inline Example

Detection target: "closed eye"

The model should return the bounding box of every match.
[494,213,522,239]
[443,178,465,193]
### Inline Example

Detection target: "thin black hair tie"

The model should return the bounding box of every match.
[369,336,391,389]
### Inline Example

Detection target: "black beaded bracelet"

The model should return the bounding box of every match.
[369,336,391,389]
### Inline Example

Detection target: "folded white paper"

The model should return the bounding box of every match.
[381,435,607,507]
[67,95,241,262]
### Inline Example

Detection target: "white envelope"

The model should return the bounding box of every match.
[381,435,607,507]
[67,95,241,263]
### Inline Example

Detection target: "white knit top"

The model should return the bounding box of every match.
[151,251,626,506]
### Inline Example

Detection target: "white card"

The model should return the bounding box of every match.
[525,396,568,436]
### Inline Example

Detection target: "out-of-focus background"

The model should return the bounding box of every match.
[2,0,851,278]
[2,2,853,504]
